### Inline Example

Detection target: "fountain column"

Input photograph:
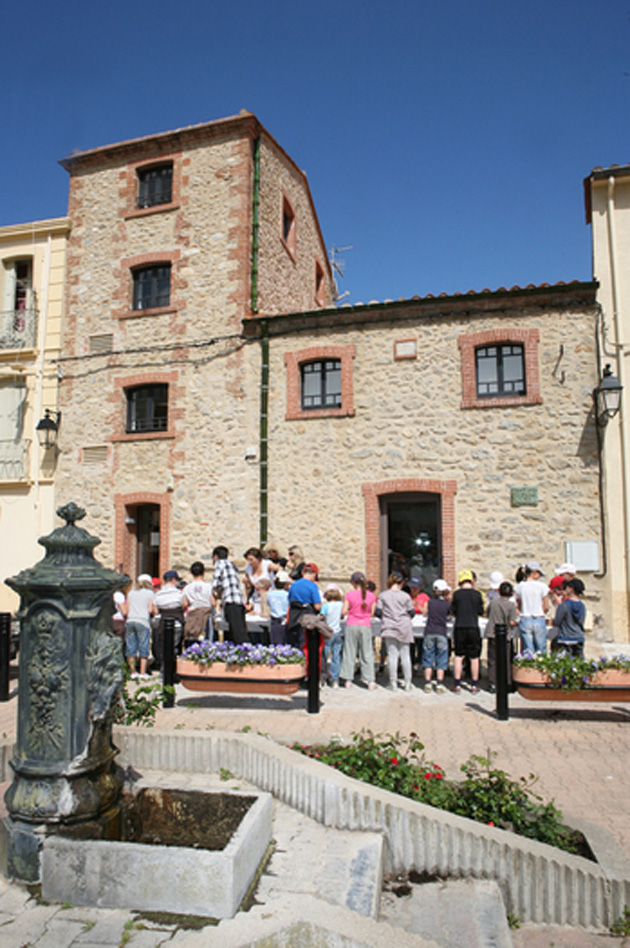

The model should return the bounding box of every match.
[0,502,130,881]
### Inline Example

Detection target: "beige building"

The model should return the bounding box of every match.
[585,164,630,641]
[0,217,70,611]
[55,113,334,578]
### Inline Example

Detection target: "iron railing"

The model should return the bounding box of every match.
[0,440,31,480]
[0,307,38,349]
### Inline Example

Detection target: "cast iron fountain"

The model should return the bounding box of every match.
[0,503,272,918]
[0,502,128,881]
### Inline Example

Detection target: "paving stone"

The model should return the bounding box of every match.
[31,916,87,947]
[71,909,135,943]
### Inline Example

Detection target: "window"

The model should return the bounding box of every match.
[281,194,296,259]
[458,329,542,409]
[132,265,171,311]
[126,384,168,433]
[301,360,342,410]
[475,343,525,398]
[137,164,173,209]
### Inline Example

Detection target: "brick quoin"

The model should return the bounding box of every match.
[362,478,457,589]
[458,327,542,409]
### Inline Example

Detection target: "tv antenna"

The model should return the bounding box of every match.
[329,245,353,303]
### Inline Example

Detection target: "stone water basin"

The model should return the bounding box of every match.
[41,781,273,919]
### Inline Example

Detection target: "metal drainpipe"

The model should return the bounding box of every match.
[260,319,269,547]
[251,136,260,315]
[250,137,268,544]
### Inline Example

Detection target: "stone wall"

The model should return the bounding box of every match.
[261,287,612,634]
[257,133,334,314]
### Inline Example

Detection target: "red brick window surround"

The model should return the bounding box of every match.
[111,369,179,442]
[362,478,457,590]
[285,345,355,420]
[281,191,297,262]
[458,328,542,409]
[114,490,172,579]
[115,250,182,320]
[122,153,182,220]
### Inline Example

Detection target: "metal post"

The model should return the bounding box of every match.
[162,617,175,708]
[0,613,10,702]
[495,623,509,721]
[306,627,320,714]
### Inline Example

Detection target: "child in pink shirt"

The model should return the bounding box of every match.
[339,571,377,689]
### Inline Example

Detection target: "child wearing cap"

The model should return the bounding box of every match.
[120,574,156,679]
[422,579,451,693]
[450,570,484,693]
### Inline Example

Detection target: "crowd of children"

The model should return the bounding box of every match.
[114,548,587,691]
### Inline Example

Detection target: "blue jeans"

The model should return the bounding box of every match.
[125,621,150,659]
[324,632,344,682]
[422,634,449,671]
[519,616,547,654]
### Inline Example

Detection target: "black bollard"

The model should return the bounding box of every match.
[495,623,509,721]
[306,627,320,714]
[162,617,175,708]
[0,612,10,702]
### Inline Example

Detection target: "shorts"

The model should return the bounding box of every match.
[454,626,481,659]
[422,634,449,671]
[125,621,150,659]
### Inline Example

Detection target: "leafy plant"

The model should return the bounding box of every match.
[181,642,305,668]
[114,669,173,727]
[507,912,521,930]
[610,905,630,936]
[293,732,584,856]
[219,767,234,781]
[513,650,630,691]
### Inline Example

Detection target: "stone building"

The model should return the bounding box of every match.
[244,281,613,636]
[584,163,630,640]
[0,217,70,611]
[55,113,334,578]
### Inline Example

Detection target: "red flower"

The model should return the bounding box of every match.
[390,757,398,765]
[424,773,432,780]
[413,785,418,790]
[488,821,495,827]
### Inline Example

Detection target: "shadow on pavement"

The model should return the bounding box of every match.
[466,702,630,723]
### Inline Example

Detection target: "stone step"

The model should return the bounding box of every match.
[380,877,514,948]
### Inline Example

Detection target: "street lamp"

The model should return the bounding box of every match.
[35,409,61,449]
[595,365,622,425]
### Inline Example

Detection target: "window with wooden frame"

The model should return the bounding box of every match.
[126,384,168,433]
[137,163,173,209]
[132,264,171,311]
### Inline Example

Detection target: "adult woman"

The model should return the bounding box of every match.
[120,573,156,678]
[340,571,377,690]
[375,573,415,691]
[287,545,305,581]
[243,547,279,594]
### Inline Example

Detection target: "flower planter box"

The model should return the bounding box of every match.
[512,664,630,702]
[176,659,304,695]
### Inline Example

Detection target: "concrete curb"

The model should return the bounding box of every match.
[112,726,630,929]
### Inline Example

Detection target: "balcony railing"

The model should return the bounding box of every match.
[0,307,38,350]
[0,440,31,480]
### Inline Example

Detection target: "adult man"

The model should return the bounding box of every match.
[287,562,321,649]
[153,569,185,667]
[211,546,248,644]
[514,560,550,654]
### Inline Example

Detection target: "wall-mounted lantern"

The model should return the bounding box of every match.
[36,409,61,448]
[595,365,622,425]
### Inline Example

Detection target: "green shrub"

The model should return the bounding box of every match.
[293,731,584,856]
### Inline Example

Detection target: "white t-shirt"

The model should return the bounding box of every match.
[515,579,549,617]
[183,579,213,610]
[154,584,184,610]
[126,588,155,626]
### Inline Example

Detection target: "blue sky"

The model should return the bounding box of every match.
[3,0,629,303]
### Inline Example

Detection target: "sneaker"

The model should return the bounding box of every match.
[331,680,339,689]
[344,680,353,689]
[452,685,461,694]
[471,685,479,694]
[388,682,398,692]
[488,684,496,694]
[130,672,140,680]
[423,682,433,694]
[367,681,377,691]
[403,682,413,692]
[435,683,447,694]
